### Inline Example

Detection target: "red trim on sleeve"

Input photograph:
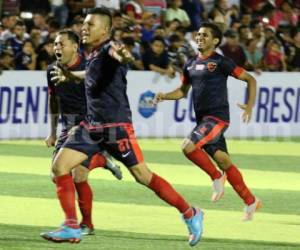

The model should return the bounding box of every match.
[231,66,245,78]
[181,74,189,85]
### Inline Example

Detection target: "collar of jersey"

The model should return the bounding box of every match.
[67,55,81,70]
[198,51,216,60]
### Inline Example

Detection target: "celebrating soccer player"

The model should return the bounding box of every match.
[40,8,203,246]
[155,22,261,221]
[43,29,122,237]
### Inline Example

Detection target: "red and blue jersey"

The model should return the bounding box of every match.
[182,52,245,122]
[84,40,132,125]
[47,56,87,130]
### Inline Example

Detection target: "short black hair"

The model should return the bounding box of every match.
[57,29,80,45]
[86,7,112,29]
[151,35,165,45]
[199,22,223,47]
[250,20,261,29]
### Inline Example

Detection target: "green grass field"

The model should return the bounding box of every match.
[0,139,299,250]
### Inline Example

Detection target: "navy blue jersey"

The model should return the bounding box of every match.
[182,52,245,122]
[47,56,87,130]
[84,40,132,125]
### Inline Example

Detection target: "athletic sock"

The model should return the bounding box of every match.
[186,148,222,180]
[55,174,79,228]
[75,181,93,228]
[225,165,255,205]
[148,173,191,215]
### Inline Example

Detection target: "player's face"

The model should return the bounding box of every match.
[82,14,109,46]
[196,27,218,53]
[53,34,77,65]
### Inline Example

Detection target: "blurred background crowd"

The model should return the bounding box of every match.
[0,0,299,76]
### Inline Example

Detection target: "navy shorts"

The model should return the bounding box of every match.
[53,127,102,168]
[62,122,144,168]
[188,116,229,157]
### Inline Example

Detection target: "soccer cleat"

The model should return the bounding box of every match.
[103,152,123,180]
[40,225,82,243]
[211,173,226,202]
[243,198,262,221]
[183,208,204,247]
[80,224,95,236]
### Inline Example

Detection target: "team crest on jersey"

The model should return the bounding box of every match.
[138,90,157,118]
[207,62,217,72]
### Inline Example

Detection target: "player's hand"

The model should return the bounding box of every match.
[237,103,252,123]
[110,42,134,64]
[45,134,56,147]
[50,65,67,84]
[153,92,165,105]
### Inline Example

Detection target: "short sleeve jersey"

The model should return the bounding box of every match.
[84,40,132,124]
[47,56,87,130]
[182,52,245,122]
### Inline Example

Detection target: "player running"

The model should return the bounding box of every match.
[40,8,204,246]
[155,22,261,221]
[43,29,122,236]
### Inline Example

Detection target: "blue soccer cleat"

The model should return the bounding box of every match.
[40,225,82,243]
[183,208,204,247]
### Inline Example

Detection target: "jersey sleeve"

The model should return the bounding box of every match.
[181,60,192,85]
[46,65,56,96]
[221,56,245,78]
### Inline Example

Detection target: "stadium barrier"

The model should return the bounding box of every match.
[0,70,299,139]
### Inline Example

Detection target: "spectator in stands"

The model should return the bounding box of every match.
[238,25,252,47]
[142,36,175,78]
[66,0,94,23]
[36,38,55,70]
[141,12,158,44]
[263,38,287,71]
[144,0,167,25]
[112,11,124,29]
[15,40,37,70]
[7,20,29,57]
[30,27,42,48]
[50,0,69,27]
[20,0,51,14]
[167,33,185,73]
[175,26,197,59]
[264,26,276,41]
[277,0,298,27]
[288,29,300,71]
[165,0,190,28]
[124,0,144,25]
[220,29,247,67]
[0,14,18,41]
[0,48,15,70]
[112,28,123,42]
[244,38,263,72]
[181,0,205,32]
[33,12,49,43]
[165,18,181,37]
[240,12,252,27]
[209,0,239,32]
[47,18,61,40]
[123,36,144,70]
[250,19,265,50]
[70,16,84,36]
[95,0,120,11]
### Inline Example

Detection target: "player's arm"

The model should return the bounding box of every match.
[45,93,60,147]
[235,70,257,123]
[50,65,86,84]
[155,83,191,103]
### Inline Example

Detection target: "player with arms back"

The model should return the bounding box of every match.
[155,22,261,220]
[40,7,204,246]
[44,29,122,236]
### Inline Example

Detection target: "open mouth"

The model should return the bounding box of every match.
[55,52,62,59]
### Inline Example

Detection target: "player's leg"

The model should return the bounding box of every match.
[72,166,95,235]
[212,149,261,220]
[104,124,203,246]
[41,125,100,243]
[182,117,228,202]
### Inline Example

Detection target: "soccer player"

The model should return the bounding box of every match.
[155,22,261,221]
[44,29,122,236]
[40,8,203,246]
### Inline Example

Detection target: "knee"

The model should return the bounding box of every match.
[214,154,232,170]
[181,139,196,155]
[51,160,66,176]
[130,164,152,186]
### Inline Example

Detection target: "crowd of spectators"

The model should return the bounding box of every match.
[0,0,299,75]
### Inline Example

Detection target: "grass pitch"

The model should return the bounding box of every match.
[0,139,299,250]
